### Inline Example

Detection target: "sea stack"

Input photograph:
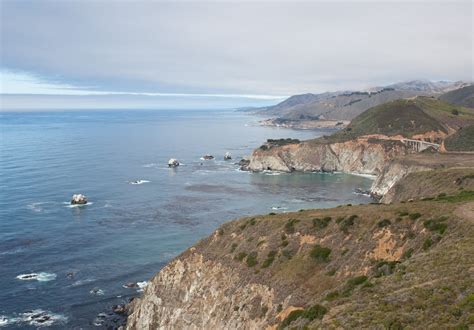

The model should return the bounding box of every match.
[71,194,88,205]
[224,152,232,160]
[168,158,180,167]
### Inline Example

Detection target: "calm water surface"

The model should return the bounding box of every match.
[0,109,372,328]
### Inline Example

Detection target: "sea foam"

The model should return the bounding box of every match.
[16,272,57,282]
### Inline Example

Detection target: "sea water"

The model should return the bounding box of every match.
[0,109,373,328]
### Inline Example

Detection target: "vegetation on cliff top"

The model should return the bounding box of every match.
[444,125,474,152]
[319,97,474,143]
[180,185,474,329]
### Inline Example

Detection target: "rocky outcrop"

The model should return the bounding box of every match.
[370,161,431,201]
[245,138,409,176]
[168,159,180,167]
[71,194,87,205]
[127,253,275,330]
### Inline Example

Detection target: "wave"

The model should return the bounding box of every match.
[271,206,288,210]
[71,278,95,287]
[63,202,93,208]
[129,180,150,185]
[89,288,104,296]
[26,202,51,213]
[136,281,148,292]
[16,272,57,282]
[1,310,67,328]
[21,310,67,327]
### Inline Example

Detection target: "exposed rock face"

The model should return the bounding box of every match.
[127,253,275,329]
[245,138,409,176]
[370,161,431,201]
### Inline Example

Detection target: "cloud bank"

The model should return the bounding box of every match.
[1,0,473,107]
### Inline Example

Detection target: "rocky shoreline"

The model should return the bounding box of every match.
[259,118,349,130]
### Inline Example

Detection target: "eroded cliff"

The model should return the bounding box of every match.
[127,196,474,329]
[244,138,409,175]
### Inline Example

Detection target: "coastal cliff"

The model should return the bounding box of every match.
[127,195,474,329]
[243,138,409,176]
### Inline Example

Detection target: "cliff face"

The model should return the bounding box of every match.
[245,138,408,175]
[127,198,474,329]
[126,252,275,329]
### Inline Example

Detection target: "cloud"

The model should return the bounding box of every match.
[1,1,472,97]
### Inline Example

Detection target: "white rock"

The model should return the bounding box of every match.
[71,194,87,205]
[168,158,180,167]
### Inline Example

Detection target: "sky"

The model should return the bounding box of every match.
[0,0,473,110]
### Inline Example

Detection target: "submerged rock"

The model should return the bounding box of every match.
[123,282,139,289]
[168,159,180,167]
[71,194,87,205]
[202,154,214,160]
[238,158,251,171]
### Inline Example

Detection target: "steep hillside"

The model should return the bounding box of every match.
[380,167,474,204]
[439,84,474,108]
[327,97,474,143]
[256,81,467,121]
[444,125,474,152]
[127,193,474,329]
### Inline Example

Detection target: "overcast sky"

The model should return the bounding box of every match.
[0,0,473,109]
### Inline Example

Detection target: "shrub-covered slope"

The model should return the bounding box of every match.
[127,192,474,329]
[440,84,474,108]
[444,125,474,152]
[326,97,474,142]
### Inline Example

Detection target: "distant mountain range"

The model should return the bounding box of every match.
[253,80,471,121]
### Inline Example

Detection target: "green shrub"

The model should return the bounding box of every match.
[276,304,283,313]
[398,211,409,216]
[310,244,331,262]
[279,304,327,329]
[423,218,448,235]
[313,217,331,229]
[325,290,340,301]
[423,237,433,250]
[230,243,238,253]
[262,250,277,268]
[347,275,368,287]
[340,215,358,233]
[284,218,299,234]
[402,248,414,260]
[268,212,276,216]
[249,218,257,225]
[218,229,224,235]
[409,212,422,220]
[235,252,247,261]
[246,252,258,267]
[239,223,247,230]
[279,310,305,329]
[378,219,391,228]
[452,109,459,116]
[303,304,327,321]
[374,261,399,277]
[336,216,345,224]
[281,240,289,247]
[342,275,368,296]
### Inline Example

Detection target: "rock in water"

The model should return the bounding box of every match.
[71,194,87,205]
[168,158,180,167]
[224,152,232,160]
[202,154,214,160]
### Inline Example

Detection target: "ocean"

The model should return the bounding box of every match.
[0,109,373,328]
